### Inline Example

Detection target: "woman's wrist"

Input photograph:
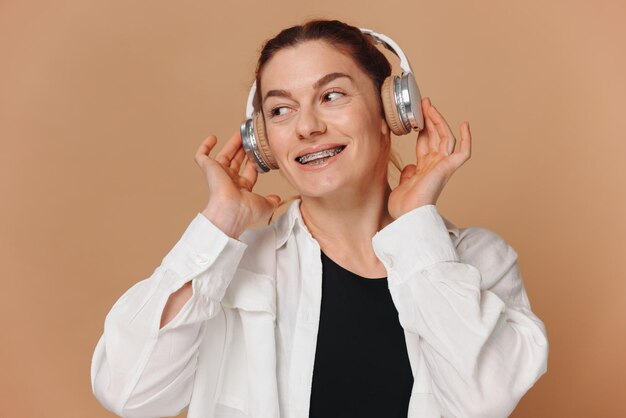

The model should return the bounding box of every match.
[201,203,248,239]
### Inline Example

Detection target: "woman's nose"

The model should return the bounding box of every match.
[295,105,326,140]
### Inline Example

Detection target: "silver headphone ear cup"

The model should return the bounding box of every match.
[381,76,409,135]
[398,73,424,132]
[241,117,271,173]
[253,113,279,170]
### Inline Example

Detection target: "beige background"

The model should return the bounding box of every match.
[1,0,624,417]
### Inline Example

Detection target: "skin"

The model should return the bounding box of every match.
[160,40,471,328]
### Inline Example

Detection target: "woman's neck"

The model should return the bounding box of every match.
[299,184,394,278]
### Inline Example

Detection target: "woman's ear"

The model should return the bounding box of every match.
[380,117,390,136]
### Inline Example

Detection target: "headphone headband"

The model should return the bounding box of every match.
[245,80,257,118]
[359,28,414,75]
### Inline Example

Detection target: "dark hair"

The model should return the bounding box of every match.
[253,20,392,113]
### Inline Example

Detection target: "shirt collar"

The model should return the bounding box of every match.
[274,199,305,249]
[273,199,461,249]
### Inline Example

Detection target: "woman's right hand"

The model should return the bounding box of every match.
[195,131,282,238]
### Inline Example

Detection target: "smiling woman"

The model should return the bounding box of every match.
[260,41,392,200]
[91,19,548,418]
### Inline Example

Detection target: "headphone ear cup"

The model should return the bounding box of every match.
[381,76,410,136]
[253,112,279,170]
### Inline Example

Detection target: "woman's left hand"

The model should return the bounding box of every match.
[388,97,472,219]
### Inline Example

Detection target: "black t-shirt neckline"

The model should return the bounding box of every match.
[320,250,387,282]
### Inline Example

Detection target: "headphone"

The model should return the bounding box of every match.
[240,28,424,173]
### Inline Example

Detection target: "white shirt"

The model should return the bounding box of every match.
[91,200,549,418]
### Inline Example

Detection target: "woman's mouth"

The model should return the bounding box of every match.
[295,145,346,165]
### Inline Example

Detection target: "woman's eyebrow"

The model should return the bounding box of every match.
[263,72,354,104]
[263,89,292,104]
[313,72,353,89]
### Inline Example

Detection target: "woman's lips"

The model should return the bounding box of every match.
[296,145,346,164]
[295,145,347,171]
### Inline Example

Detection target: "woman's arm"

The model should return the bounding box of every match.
[159,131,281,330]
[91,212,248,417]
[92,131,283,417]
[372,204,549,418]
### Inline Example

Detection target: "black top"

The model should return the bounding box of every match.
[308,251,414,418]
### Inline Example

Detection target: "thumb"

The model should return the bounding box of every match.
[264,194,282,225]
[399,164,416,185]
[265,194,282,208]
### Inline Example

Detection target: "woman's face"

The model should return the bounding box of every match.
[259,40,391,199]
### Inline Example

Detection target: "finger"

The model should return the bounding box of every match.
[215,131,243,166]
[262,194,283,225]
[194,135,218,167]
[459,122,472,157]
[428,105,456,155]
[450,122,472,166]
[416,130,430,160]
[438,110,457,155]
[230,147,246,172]
[399,164,416,185]
[240,156,259,190]
[423,99,441,152]
[264,194,282,208]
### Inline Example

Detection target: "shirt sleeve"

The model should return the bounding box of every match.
[372,204,549,418]
[91,213,247,418]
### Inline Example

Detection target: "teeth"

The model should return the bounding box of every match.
[297,146,345,164]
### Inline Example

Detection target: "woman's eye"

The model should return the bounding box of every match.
[269,106,291,117]
[323,91,344,102]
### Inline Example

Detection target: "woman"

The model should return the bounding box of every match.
[92,20,548,418]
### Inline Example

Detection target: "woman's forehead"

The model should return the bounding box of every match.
[259,40,368,94]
